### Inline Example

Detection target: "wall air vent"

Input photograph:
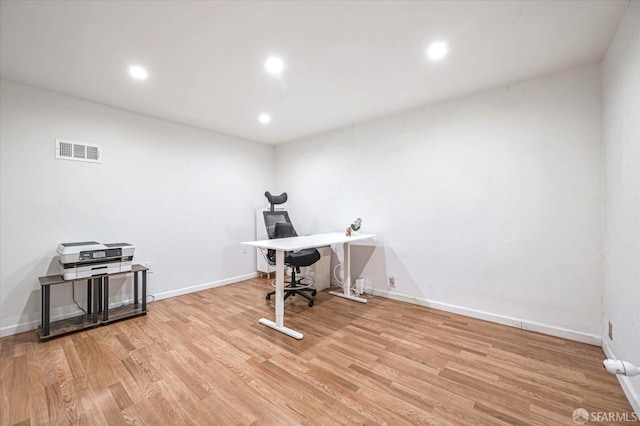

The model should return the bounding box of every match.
[55,139,102,163]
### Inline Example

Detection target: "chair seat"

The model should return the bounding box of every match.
[285,248,321,268]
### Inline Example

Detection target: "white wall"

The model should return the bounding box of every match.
[602,1,640,413]
[276,63,603,341]
[0,64,607,346]
[0,80,273,336]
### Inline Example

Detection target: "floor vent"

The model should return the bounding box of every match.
[55,139,102,163]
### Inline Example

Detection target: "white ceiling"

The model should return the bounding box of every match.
[0,1,628,144]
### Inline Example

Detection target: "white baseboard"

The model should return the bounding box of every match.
[0,304,82,338]
[151,272,257,301]
[602,340,640,415]
[0,272,258,338]
[1,316,43,338]
[371,288,602,346]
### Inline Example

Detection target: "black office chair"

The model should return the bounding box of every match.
[263,191,320,307]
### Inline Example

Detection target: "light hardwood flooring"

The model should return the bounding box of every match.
[0,277,634,425]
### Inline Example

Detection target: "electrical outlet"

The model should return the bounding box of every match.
[146,261,155,273]
[389,275,395,289]
[608,321,613,340]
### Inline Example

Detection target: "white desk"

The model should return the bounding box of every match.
[241,232,375,339]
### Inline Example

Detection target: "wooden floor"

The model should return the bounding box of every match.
[1,277,634,425]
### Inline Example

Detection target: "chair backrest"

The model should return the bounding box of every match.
[274,222,296,239]
[263,211,298,240]
[263,211,298,265]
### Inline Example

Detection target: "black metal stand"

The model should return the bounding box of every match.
[38,264,148,340]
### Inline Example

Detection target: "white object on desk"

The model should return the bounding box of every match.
[241,232,375,339]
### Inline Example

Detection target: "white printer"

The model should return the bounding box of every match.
[57,241,135,280]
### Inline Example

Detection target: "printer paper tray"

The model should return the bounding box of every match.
[62,262,132,280]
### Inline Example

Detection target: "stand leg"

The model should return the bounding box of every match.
[258,249,303,339]
[102,277,109,322]
[329,242,368,303]
[87,279,92,315]
[141,271,147,314]
[134,272,139,307]
[92,278,100,324]
[97,279,103,315]
[42,286,50,337]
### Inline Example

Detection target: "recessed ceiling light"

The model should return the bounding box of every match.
[264,56,285,75]
[258,113,271,124]
[128,65,148,80]
[426,42,448,61]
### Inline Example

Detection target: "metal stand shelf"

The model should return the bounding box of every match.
[38,264,148,340]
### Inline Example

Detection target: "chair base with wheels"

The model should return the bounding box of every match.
[266,267,318,307]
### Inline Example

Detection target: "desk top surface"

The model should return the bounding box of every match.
[241,232,376,251]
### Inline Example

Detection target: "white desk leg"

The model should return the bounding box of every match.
[329,241,368,303]
[259,249,303,339]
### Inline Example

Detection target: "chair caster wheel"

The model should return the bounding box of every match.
[308,301,314,307]
[311,290,317,296]
[266,294,271,301]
